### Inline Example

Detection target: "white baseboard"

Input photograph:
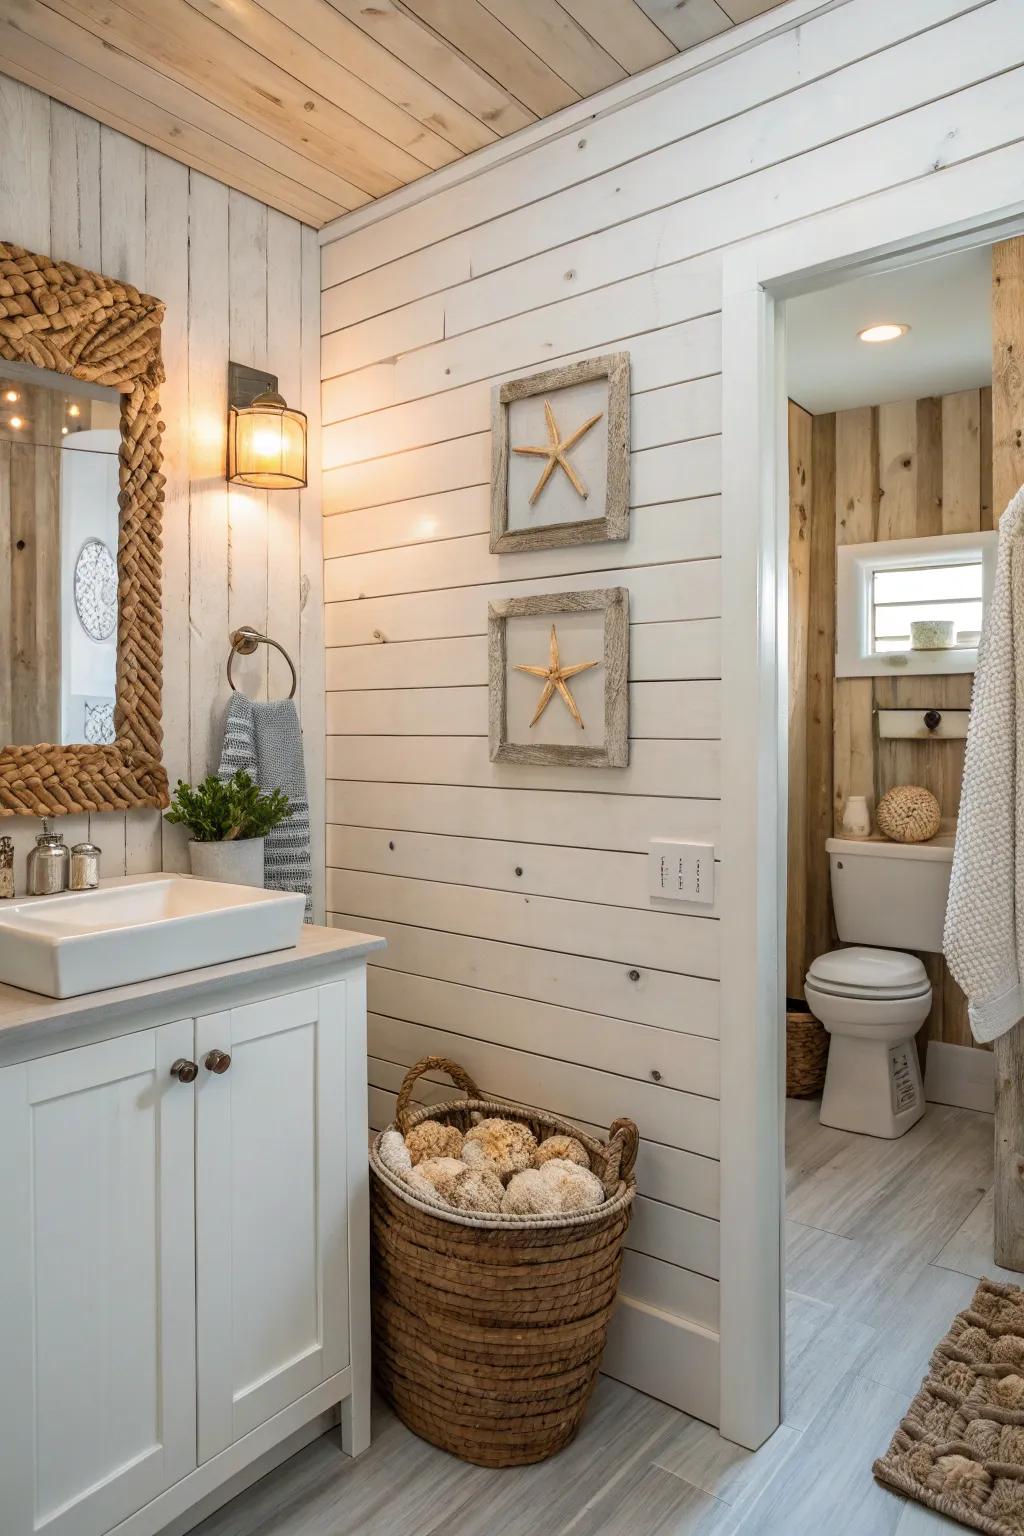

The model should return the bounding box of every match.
[602,1294,720,1427]
[925,1040,994,1114]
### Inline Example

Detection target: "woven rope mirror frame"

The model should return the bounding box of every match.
[0,240,168,816]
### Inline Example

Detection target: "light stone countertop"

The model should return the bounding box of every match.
[0,922,386,1059]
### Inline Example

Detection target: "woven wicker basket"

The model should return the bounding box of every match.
[786,1006,829,1097]
[369,1056,639,1467]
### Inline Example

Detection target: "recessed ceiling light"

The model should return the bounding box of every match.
[858,323,910,344]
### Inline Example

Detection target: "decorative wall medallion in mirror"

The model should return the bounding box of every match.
[0,240,168,815]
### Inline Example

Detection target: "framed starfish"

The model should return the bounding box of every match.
[490,353,630,555]
[512,399,603,505]
[513,624,600,730]
[489,588,629,769]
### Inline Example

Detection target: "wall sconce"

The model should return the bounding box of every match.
[227,361,307,489]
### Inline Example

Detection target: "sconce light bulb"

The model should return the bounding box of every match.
[3,389,18,403]
[8,416,23,429]
[67,403,81,418]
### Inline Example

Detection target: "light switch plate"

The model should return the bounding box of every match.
[648,840,715,904]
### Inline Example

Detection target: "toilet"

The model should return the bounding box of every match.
[804,832,954,1139]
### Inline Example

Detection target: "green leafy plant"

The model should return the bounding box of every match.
[165,771,291,842]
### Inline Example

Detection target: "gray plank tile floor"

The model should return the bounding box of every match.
[193,1098,1008,1536]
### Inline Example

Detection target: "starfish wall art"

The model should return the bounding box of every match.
[490,352,631,554]
[488,588,630,769]
[513,624,600,730]
[512,400,603,505]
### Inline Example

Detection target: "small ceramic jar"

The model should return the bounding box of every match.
[841,795,871,839]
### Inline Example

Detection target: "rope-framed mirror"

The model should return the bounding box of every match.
[0,240,168,816]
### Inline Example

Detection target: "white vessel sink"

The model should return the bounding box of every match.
[0,873,306,998]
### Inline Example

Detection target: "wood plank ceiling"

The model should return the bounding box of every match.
[0,0,793,228]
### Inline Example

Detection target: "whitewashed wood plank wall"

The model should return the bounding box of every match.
[320,0,1024,1425]
[0,75,324,919]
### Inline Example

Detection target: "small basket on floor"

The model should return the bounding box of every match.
[369,1055,638,1468]
[786,1003,829,1097]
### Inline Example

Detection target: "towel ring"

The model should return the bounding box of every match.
[227,626,297,700]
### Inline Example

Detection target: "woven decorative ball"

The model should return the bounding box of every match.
[876,785,941,844]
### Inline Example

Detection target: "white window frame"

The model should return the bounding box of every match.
[836,531,997,677]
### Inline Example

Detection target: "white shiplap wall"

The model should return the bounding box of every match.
[320,0,1020,1426]
[1,74,324,916]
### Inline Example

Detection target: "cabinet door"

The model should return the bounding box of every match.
[0,1022,197,1536]
[195,985,349,1460]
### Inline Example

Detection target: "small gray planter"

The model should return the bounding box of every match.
[188,837,265,888]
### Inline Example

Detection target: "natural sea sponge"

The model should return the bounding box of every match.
[463,1118,537,1181]
[540,1158,605,1211]
[448,1165,504,1215]
[405,1119,465,1165]
[501,1157,605,1216]
[415,1156,504,1215]
[534,1134,589,1169]
[378,1128,413,1176]
[401,1165,446,1204]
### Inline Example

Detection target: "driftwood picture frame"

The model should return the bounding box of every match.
[490,352,630,554]
[489,588,629,768]
[0,240,168,816]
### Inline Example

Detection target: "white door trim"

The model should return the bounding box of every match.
[718,147,1024,1450]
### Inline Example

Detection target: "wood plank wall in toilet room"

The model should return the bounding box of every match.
[787,390,993,1050]
[0,74,325,916]
[320,0,1024,1420]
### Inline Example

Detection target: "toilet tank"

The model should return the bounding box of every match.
[828,832,955,954]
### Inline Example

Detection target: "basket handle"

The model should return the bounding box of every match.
[395,1055,482,1134]
[602,1117,640,1195]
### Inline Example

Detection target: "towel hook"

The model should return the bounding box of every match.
[227,626,297,700]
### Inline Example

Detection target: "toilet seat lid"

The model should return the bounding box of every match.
[806,946,929,998]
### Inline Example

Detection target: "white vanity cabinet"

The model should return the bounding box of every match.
[0,1020,198,1536]
[0,930,380,1536]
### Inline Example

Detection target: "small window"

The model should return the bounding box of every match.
[836,532,997,677]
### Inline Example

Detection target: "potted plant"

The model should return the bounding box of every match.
[165,771,292,887]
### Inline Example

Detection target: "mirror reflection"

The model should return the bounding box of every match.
[0,362,121,749]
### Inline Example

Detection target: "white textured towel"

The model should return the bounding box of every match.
[219,694,313,922]
[944,485,1024,1041]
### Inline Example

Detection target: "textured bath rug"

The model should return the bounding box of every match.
[874,1278,1024,1534]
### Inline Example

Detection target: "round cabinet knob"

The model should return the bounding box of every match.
[205,1049,232,1075]
[170,1058,199,1083]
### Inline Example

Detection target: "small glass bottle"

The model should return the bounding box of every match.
[0,835,13,899]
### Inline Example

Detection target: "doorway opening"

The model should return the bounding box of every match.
[774,236,1022,1503]
[717,189,1024,1457]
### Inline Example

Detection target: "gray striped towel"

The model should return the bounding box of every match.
[218,693,313,921]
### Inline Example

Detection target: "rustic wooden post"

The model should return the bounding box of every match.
[991,237,1024,1269]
